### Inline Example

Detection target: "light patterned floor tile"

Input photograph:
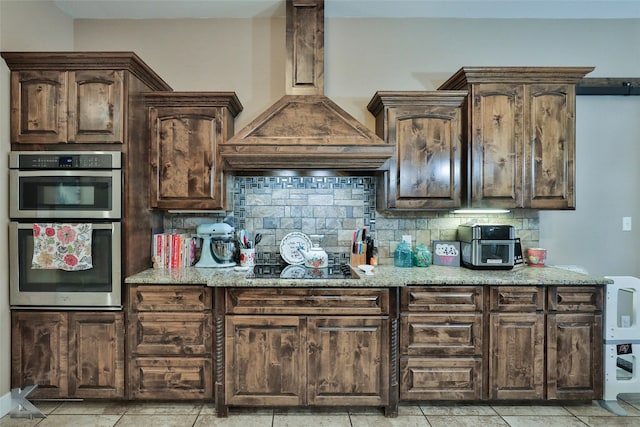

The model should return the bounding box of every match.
[272,414,351,427]
[115,414,197,427]
[577,416,640,427]
[490,404,572,416]
[273,407,348,415]
[195,414,274,427]
[0,415,43,427]
[426,415,508,427]
[124,402,203,415]
[200,403,216,415]
[52,401,129,415]
[563,400,640,417]
[350,414,430,427]
[31,402,61,415]
[36,414,121,427]
[501,415,588,427]
[420,402,497,416]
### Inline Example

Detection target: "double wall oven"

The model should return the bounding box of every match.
[9,151,122,309]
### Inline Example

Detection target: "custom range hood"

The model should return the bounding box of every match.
[220,0,393,171]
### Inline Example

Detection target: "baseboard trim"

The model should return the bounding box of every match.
[0,391,12,418]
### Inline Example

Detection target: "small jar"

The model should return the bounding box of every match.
[413,244,432,267]
[394,241,413,268]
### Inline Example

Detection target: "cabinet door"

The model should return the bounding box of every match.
[68,70,124,143]
[524,83,576,209]
[130,357,213,400]
[307,316,388,406]
[10,70,68,144]
[470,84,524,208]
[401,313,483,356]
[11,311,69,398]
[68,312,124,398]
[225,316,306,406]
[385,105,462,209]
[547,313,603,400]
[400,357,482,400]
[150,106,225,210]
[129,312,212,356]
[489,312,544,399]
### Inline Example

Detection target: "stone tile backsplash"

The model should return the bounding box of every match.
[164,176,540,265]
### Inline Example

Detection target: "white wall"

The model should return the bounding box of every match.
[540,96,640,277]
[0,0,73,414]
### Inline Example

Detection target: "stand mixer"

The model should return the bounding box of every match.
[194,223,236,268]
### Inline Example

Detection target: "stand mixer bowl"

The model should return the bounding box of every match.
[210,240,235,264]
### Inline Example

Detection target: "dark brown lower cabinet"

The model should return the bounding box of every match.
[127,285,213,400]
[222,288,395,416]
[401,285,603,402]
[11,311,124,399]
[400,287,484,400]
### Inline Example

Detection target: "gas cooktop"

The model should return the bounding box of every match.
[250,263,355,280]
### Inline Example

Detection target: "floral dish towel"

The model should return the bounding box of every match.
[32,223,93,271]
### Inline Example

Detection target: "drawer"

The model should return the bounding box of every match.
[401,287,483,312]
[226,288,389,315]
[129,357,212,400]
[128,313,212,356]
[129,285,212,312]
[400,357,483,401]
[401,313,483,356]
[490,286,544,312]
[548,286,603,312]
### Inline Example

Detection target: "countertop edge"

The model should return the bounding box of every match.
[124,265,613,287]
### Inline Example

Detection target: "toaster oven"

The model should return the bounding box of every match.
[458,224,515,270]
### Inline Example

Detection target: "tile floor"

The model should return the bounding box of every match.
[2,396,640,427]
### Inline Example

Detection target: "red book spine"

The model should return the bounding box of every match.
[171,234,181,269]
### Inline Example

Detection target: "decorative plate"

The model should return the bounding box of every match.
[279,232,312,265]
[279,264,307,279]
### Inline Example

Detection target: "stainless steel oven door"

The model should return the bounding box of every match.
[9,170,122,219]
[9,221,122,309]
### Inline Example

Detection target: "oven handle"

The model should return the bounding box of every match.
[12,222,119,231]
[477,239,515,245]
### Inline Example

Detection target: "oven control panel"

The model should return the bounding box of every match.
[10,151,121,170]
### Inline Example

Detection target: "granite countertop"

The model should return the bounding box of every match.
[125,264,612,287]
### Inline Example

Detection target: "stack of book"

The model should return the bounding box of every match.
[152,233,196,269]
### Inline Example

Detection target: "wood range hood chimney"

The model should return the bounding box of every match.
[220,0,393,172]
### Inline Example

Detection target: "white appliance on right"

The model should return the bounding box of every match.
[601,276,640,415]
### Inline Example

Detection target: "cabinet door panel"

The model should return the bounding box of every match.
[130,357,212,400]
[547,313,602,400]
[307,316,388,406]
[11,311,68,398]
[402,286,483,312]
[11,71,67,144]
[394,107,461,209]
[227,288,389,316]
[489,313,544,399]
[68,312,124,398]
[401,313,482,356]
[471,84,524,207]
[400,357,482,400]
[130,285,212,312]
[225,316,305,406]
[525,84,576,209]
[490,286,545,312]
[68,70,124,143]
[150,107,223,209]
[129,312,212,356]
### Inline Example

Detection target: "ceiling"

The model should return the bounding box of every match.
[52,0,640,20]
